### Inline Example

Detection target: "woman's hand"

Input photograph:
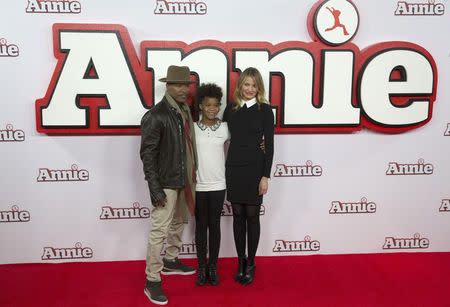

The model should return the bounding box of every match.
[259,176,269,195]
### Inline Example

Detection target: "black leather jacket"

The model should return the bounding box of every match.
[140,97,186,203]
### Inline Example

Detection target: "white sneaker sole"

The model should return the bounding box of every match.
[160,269,196,276]
[144,288,168,305]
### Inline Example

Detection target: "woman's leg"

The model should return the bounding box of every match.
[245,204,261,265]
[232,203,247,258]
[232,202,247,283]
[241,204,260,285]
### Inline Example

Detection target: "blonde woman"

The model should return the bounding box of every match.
[223,67,274,285]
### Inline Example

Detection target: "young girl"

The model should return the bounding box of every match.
[223,67,274,285]
[194,83,230,286]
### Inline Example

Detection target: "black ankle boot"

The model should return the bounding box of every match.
[241,262,255,285]
[234,257,247,282]
[208,264,219,286]
[196,267,207,286]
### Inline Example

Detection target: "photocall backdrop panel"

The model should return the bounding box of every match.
[1,0,449,264]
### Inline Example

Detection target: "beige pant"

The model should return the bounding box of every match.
[146,188,185,282]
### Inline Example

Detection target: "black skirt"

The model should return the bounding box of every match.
[226,162,263,205]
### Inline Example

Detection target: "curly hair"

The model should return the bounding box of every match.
[195,83,223,109]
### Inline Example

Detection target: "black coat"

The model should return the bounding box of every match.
[140,97,186,203]
[223,102,274,205]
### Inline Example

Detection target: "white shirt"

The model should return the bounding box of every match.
[195,120,230,192]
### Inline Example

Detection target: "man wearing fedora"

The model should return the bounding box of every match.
[140,65,198,305]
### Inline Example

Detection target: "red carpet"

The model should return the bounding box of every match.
[1,253,449,307]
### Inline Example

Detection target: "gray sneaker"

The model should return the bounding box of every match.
[161,258,196,275]
[144,280,168,305]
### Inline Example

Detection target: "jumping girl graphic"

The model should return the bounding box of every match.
[325,6,349,35]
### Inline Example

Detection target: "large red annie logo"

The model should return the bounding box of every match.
[35,0,438,135]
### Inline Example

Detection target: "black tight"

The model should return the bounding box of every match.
[195,190,225,267]
[232,203,261,264]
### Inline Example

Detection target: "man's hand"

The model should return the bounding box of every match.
[154,197,167,207]
[259,177,269,195]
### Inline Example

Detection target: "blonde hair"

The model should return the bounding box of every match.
[233,67,267,109]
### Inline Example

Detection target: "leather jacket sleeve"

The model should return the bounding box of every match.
[140,111,166,204]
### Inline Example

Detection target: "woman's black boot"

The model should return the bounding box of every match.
[241,261,255,285]
[234,257,247,283]
[196,267,207,286]
[208,264,219,286]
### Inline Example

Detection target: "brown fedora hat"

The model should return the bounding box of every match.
[159,65,196,84]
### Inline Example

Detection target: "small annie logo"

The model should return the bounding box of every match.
[26,0,81,14]
[439,199,450,212]
[99,202,150,220]
[0,205,31,223]
[221,201,266,216]
[0,124,25,142]
[42,242,93,260]
[154,0,207,15]
[444,123,450,136]
[383,233,430,250]
[273,236,321,253]
[395,0,445,16]
[161,240,196,256]
[37,164,89,182]
[0,39,19,57]
[386,159,433,175]
[273,161,323,177]
[329,197,376,214]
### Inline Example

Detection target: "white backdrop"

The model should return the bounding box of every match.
[1,0,450,264]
